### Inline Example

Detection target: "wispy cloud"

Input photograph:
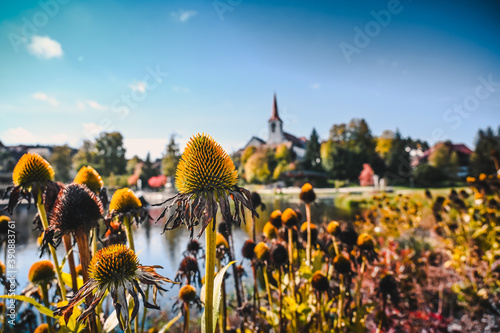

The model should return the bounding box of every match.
[171,10,197,23]
[129,81,146,93]
[27,35,63,59]
[310,83,321,89]
[2,127,69,145]
[86,100,108,111]
[33,92,59,106]
[82,123,104,138]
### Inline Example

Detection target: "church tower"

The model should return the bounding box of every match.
[268,93,285,144]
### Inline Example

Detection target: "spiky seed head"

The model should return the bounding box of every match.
[300,222,317,232]
[242,240,256,260]
[29,260,55,285]
[216,233,229,249]
[12,153,54,189]
[179,284,197,303]
[281,208,298,227]
[34,323,49,333]
[333,255,351,274]
[49,183,103,233]
[254,242,270,261]
[479,173,487,181]
[311,271,328,292]
[89,244,139,286]
[327,221,340,236]
[0,215,10,234]
[299,183,316,203]
[0,261,5,276]
[270,243,288,266]
[73,166,103,194]
[75,264,83,276]
[263,222,278,239]
[269,210,282,228]
[109,188,142,213]
[357,233,375,251]
[175,133,237,194]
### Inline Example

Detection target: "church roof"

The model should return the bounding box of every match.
[269,93,281,122]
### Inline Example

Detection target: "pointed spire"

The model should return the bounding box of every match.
[269,93,281,122]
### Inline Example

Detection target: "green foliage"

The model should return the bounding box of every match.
[469,127,500,175]
[161,135,180,177]
[241,146,257,164]
[244,151,271,183]
[302,128,323,171]
[127,155,142,175]
[140,152,159,185]
[72,140,99,171]
[413,163,444,186]
[95,132,127,176]
[50,145,73,182]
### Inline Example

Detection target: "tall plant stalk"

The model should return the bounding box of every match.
[36,192,67,301]
[40,283,53,332]
[305,202,312,265]
[204,219,217,333]
[63,235,78,293]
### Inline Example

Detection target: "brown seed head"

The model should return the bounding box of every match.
[12,153,54,189]
[299,183,316,203]
[73,166,103,194]
[29,260,55,285]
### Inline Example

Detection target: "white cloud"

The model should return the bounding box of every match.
[310,83,321,89]
[33,92,59,106]
[27,35,63,59]
[86,100,108,111]
[129,81,146,93]
[76,101,86,110]
[2,127,69,145]
[82,123,103,138]
[171,10,197,22]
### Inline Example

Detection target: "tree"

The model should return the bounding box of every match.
[140,152,159,185]
[413,164,444,187]
[161,135,181,177]
[469,127,500,175]
[244,151,271,183]
[302,128,323,171]
[95,132,126,176]
[50,145,73,182]
[375,130,394,161]
[73,140,99,171]
[385,130,411,185]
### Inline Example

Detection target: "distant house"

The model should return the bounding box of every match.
[242,94,307,159]
[417,142,473,177]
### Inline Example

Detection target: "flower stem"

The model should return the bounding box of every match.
[36,191,67,301]
[123,215,135,252]
[40,283,53,333]
[63,235,78,294]
[338,274,344,331]
[288,228,297,333]
[140,286,150,333]
[204,219,217,333]
[183,302,190,333]
[305,202,312,266]
[262,265,273,309]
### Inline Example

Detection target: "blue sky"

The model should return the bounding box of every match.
[0,0,499,159]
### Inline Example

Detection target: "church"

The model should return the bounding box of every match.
[243,94,307,159]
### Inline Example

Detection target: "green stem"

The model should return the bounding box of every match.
[91,227,98,256]
[140,286,150,333]
[262,265,273,309]
[40,283,53,333]
[288,228,297,333]
[305,202,312,266]
[123,216,135,252]
[37,191,67,301]
[338,274,344,331]
[354,260,366,327]
[204,219,217,333]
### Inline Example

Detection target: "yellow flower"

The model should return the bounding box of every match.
[216,233,229,249]
[269,210,282,228]
[333,254,351,274]
[311,271,328,292]
[357,233,375,250]
[34,323,49,333]
[29,260,55,285]
[254,242,270,261]
[109,188,142,213]
[299,183,316,203]
[179,284,197,303]
[281,208,298,227]
[263,221,278,239]
[73,166,103,194]
[327,221,340,235]
[54,244,175,330]
[13,153,54,188]
[175,133,237,194]
[479,173,487,181]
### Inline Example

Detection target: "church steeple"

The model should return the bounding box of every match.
[268,93,285,144]
[269,93,281,121]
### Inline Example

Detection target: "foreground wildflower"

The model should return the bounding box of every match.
[153,133,257,333]
[154,133,257,237]
[2,153,54,214]
[74,166,103,195]
[54,244,175,330]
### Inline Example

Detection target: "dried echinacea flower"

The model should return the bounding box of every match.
[54,244,175,331]
[29,260,56,331]
[2,153,54,214]
[174,284,202,333]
